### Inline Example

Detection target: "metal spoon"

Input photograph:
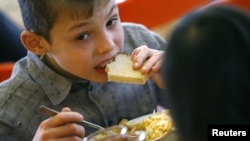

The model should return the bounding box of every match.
[39,105,104,130]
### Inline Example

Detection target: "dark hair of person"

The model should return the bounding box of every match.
[163,5,250,141]
[18,0,109,43]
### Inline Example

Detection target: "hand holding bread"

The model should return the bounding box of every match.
[132,45,165,88]
[105,53,149,84]
[106,45,164,88]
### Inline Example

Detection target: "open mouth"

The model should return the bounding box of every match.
[95,59,114,69]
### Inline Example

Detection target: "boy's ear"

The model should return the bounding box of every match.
[20,31,48,56]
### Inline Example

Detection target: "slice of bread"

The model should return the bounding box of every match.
[105,53,148,84]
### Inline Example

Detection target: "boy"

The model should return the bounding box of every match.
[0,0,166,140]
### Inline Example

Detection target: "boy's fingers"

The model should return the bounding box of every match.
[61,107,71,112]
[45,112,84,127]
[132,47,152,69]
[141,53,163,73]
[48,123,85,139]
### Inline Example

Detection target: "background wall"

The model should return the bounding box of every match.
[117,0,210,39]
[0,0,23,28]
[0,0,210,39]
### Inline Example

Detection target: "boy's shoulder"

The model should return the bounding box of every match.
[122,22,149,33]
[122,22,167,52]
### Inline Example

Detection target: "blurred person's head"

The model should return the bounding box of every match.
[204,0,250,12]
[163,5,250,141]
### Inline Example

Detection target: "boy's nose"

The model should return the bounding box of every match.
[96,32,115,54]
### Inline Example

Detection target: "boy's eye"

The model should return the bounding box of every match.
[77,33,90,40]
[106,18,118,27]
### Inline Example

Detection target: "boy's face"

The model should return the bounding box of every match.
[41,0,124,83]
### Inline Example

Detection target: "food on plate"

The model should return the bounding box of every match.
[119,110,174,141]
[105,53,148,84]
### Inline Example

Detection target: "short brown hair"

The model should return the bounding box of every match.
[18,0,109,43]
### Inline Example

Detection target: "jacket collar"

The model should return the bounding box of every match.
[27,52,73,105]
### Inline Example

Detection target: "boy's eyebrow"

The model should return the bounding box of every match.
[69,22,89,32]
[108,4,117,17]
[68,4,117,31]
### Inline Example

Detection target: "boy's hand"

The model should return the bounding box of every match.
[33,107,85,141]
[131,45,165,88]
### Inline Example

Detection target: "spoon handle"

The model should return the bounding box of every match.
[39,105,104,130]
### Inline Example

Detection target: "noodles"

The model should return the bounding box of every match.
[120,110,174,141]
